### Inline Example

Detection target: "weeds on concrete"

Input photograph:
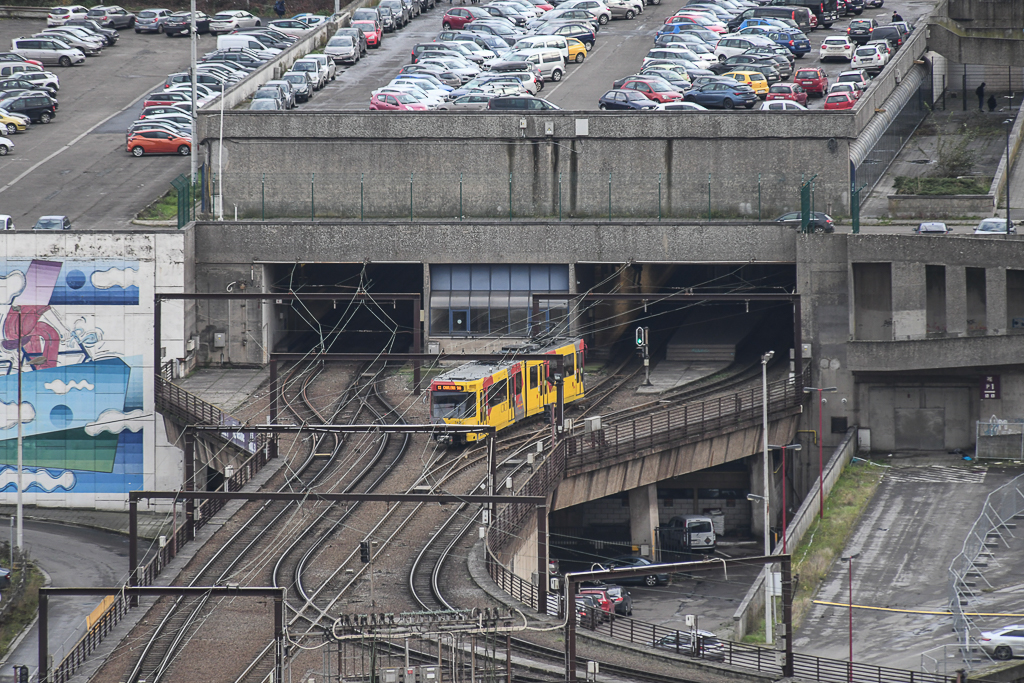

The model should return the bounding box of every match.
[138,188,179,221]
[0,562,44,659]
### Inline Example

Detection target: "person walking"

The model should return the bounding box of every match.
[976,82,986,111]
[891,10,903,21]
[273,0,285,18]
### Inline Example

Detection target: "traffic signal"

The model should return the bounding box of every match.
[635,326,647,347]
[15,665,29,683]
[359,541,370,564]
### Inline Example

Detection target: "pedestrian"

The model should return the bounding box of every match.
[273,0,285,18]
[976,82,986,111]
[988,94,997,111]
[891,10,902,21]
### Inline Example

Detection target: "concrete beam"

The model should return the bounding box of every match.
[928,20,1024,67]
[847,334,1024,371]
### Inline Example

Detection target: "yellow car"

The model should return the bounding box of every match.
[566,37,588,64]
[722,71,770,98]
[0,110,28,134]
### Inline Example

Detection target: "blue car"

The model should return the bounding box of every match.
[393,74,454,93]
[539,22,596,51]
[683,80,757,109]
[768,29,811,56]
[598,89,657,110]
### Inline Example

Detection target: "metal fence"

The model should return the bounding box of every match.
[975,419,1024,461]
[947,470,1024,670]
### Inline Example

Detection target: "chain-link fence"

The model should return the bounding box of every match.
[946,471,1024,670]
[975,419,1024,461]
[200,169,848,223]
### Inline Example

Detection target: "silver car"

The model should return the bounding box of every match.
[980,625,1024,660]
[135,8,171,33]
[438,93,494,110]
[974,217,1016,235]
[325,36,359,64]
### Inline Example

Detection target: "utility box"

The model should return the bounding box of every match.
[402,667,417,683]
[584,416,602,433]
[420,666,439,681]
[213,332,226,348]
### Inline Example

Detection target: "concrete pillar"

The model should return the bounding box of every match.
[567,263,577,337]
[891,262,927,340]
[628,483,659,559]
[749,449,778,539]
[946,265,968,337]
[986,267,1007,336]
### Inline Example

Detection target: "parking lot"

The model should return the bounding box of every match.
[0,18,193,229]
[303,0,936,112]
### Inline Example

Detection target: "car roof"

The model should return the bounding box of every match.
[38,215,67,219]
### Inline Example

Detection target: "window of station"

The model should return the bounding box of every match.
[430,264,570,337]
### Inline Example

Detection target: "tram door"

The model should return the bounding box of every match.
[511,366,525,422]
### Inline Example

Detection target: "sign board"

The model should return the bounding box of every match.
[981,375,1001,400]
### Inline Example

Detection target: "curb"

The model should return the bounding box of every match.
[131,219,177,226]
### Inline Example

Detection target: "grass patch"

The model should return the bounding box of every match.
[0,562,45,659]
[138,188,179,221]
[790,460,885,629]
[893,176,993,195]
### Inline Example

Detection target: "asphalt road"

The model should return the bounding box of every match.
[0,520,130,680]
[0,19,194,230]
[307,0,940,112]
[794,462,1021,671]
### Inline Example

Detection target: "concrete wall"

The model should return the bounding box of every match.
[197,112,855,220]
[886,193,995,219]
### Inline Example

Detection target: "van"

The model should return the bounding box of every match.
[729,6,813,31]
[511,34,569,61]
[500,48,565,81]
[216,34,281,55]
[659,515,717,552]
[487,94,561,109]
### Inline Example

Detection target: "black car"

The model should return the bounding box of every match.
[0,93,57,123]
[600,556,671,586]
[0,78,55,97]
[775,211,835,233]
[65,19,119,45]
[282,71,313,102]
[162,11,210,36]
[710,54,777,76]
[847,18,875,44]
[870,25,902,50]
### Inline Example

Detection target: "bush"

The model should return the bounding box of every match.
[893,176,992,195]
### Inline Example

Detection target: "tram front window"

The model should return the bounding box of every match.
[432,391,477,419]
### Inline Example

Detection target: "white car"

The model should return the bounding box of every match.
[304,53,336,82]
[208,10,261,35]
[37,28,103,55]
[979,625,1024,660]
[819,36,853,61]
[0,135,13,156]
[47,4,88,26]
[714,35,776,61]
[376,84,443,107]
[644,47,714,69]
[974,218,1016,235]
[653,101,706,110]
[760,100,807,110]
[268,19,313,36]
[851,44,886,72]
[291,58,327,89]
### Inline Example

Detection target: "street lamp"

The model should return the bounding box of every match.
[13,305,23,553]
[1004,118,1013,238]
[761,350,773,645]
[803,386,837,518]
[769,443,802,553]
[840,552,860,682]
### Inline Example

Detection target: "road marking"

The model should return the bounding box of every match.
[0,77,165,195]
[813,600,1024,617]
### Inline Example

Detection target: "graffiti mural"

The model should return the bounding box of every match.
[0,258,145,497]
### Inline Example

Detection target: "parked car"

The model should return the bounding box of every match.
[282,71,314,102]
[35,29,103,55]
[819,35,854,61]
[127,129,191,156]
[0,214,14,229]
[370,92,428,110]
[837,69,870,92]
[135,8,171,33]
[0,135,12,155]
[720,70,769,97]
[974,218,1016,235]
[86,6,137,29]
[847,18,876,44]
[65,19,119,45]
[47,5,89,26]
[579,586,633,615]
[599,556,670,586]
[11,37,86,66]
[487,94,560,109]
[654,101,707,110]
[209,10,261,35]
[0,108,30,133]
[828,82,861,102]
[766,82,807,105]
[761,100,807,110]
[0,92,57,122]
[851,44,886,72]
[163,12,210,36]
[325,35,359,64]
[268,19,312,36]
[913,222,951,234]
[0,76,56,97]
[32,215,71,230]
[683,80,757,109]
[249,98,281,110]
[979,625,1024,660]
[652,630,725,660]
[598,88,656,109]
[794,66,828,96]
[775,211,835,232]
[351,21,383,49]
[143,90,191,107]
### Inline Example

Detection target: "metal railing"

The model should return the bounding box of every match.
[947,470,1024,670]
[564,369,808,475]
[51,593,131,683]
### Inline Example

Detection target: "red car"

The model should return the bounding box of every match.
[766,83,807,105]
[823,92,856,110]
[794,67,828,98]
[369,92,427,110]
[441,6,490,30]
[127,129,191,156]
[620,79,682,103]
[352,20,382,48]
[143,91,192,108]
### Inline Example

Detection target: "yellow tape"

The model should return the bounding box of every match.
[86,595,116,628]
[812,600,1024,618]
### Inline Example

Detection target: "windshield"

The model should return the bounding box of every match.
[329,37,353,46]
[432,391,477,419]
[978,220,1006,231]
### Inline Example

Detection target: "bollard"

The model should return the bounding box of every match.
[360,173,364,222]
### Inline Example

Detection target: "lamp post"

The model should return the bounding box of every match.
[802,386,837,518]
[769,443,802,553]
[13,305,23,553]
[1004,117,1014,237]
[761,350,774,644]
[840,552,860,682]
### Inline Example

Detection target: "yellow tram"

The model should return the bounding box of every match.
[429,338,586,444]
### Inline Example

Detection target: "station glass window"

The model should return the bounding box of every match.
[430,264,570,337]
